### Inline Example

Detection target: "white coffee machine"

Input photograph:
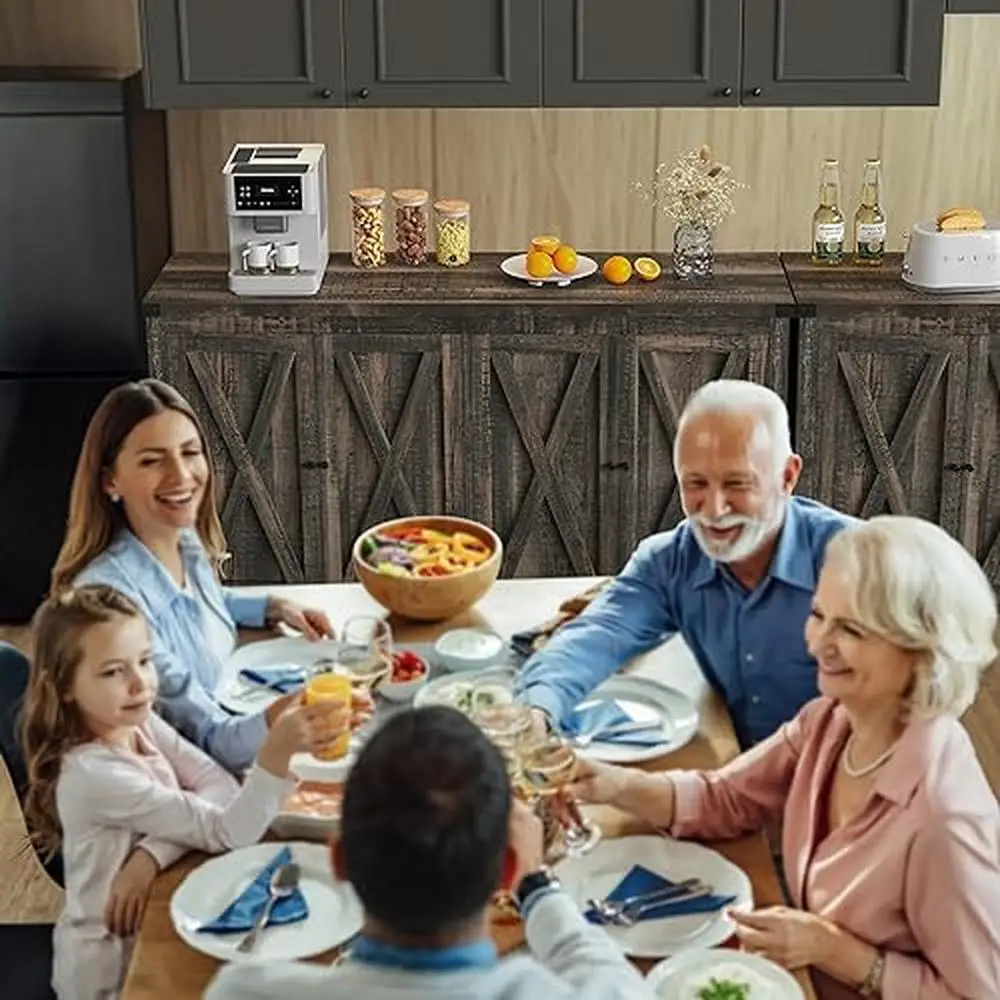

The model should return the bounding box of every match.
[223,142,329,296]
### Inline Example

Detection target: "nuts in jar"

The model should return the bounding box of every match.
[391,188,429,265]
[434,198,471,267]
[349,187,386,269]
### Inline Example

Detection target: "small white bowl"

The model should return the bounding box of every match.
[433,628,508,673]
[379,652,430,702]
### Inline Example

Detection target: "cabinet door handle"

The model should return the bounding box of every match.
[319,88,333,99]
[748,86,763,97]
[719,86,733,97]
[357,87,371,100]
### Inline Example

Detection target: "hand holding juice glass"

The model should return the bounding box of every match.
[304,672,353,760]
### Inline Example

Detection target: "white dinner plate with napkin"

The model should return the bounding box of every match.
[646,947,805,999]
[170,841,362,963]
[555,835,753,959]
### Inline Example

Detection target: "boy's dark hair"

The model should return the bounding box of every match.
[340,705,511,935]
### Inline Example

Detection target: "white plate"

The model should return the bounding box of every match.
[414,669,697,764]
[413,665,518,713]
[575,675,698,764]
[555,835,753,959]
[217,637,343,715]
[646,948,805,999]
[500,252,598,287]
[169,841,363,963]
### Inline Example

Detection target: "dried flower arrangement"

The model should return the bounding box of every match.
[631,145,747,230]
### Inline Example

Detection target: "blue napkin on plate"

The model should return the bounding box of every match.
[584,864,736,924]
[561,700,667,747]
[238,664,307,694]
[197,846,309,934]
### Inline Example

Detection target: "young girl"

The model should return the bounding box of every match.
[22,584,349,1000]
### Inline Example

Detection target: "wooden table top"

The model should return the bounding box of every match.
[121,578,816,1000]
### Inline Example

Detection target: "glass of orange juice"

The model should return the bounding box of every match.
[304,672,352,760]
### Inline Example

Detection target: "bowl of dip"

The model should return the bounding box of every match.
[433,628,508,673]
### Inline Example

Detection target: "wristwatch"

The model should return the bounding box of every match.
[858,951,885,997]
[514,866,560,912]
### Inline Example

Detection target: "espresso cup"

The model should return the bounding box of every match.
[274,240,301,272]
[241,240,275,273]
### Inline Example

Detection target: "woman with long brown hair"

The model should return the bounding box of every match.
[50,378,345,774]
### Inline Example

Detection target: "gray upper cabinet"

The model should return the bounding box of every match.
[342,0,541,107]
[140,0,344,108]
[741,0,946,106]
[543,0,741,107]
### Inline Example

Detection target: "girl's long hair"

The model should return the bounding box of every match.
[49,378,228,594]
[21,586,144,860]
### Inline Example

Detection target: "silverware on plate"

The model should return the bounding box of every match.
[236,862,301,953]
[570,718,663,748]
[587,878,713,927]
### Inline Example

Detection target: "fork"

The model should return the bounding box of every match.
[587,878,713,926]
[570,719,662,748]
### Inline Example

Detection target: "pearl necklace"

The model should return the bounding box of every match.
[840,733,902,778]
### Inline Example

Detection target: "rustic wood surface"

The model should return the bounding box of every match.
[783,253,1000,310]
[145,252,794,310]
[116,577,815,1000]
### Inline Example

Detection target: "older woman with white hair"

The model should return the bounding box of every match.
[570,515,1000,999]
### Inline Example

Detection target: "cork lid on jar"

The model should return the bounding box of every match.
[434,198,470,218]
[391,188,429,207]
[349,187,386,206]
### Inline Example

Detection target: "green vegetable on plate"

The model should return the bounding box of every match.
[696,978,752,1000]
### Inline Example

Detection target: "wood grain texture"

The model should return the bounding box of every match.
[162,18,1000,253]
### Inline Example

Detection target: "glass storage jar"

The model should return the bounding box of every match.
[391,188,429,265]
[349,187,386,269]
[434,198,471,267]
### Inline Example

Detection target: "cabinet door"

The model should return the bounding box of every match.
[141,0,344,108]
[321,318,455,579]
[543,0,740,107]
[796,316,978,545]
[622,313,789,552]
[741,0,945,106]
[343,0,541,107]
[147,318,326,584]
[975,330,1000,591]
[461,314,623,578]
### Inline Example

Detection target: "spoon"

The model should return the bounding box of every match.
[236,862,301,953]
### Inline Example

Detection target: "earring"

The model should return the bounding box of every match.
[109,492,120,503]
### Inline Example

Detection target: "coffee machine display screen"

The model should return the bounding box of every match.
[234,176,303,212]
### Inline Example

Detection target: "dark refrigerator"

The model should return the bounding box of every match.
[0,69,171,621]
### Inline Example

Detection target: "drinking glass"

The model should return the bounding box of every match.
[519,733,601,855]
[333,615,393,693]
[303,672,352,760]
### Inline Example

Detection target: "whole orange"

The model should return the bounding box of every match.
[552,244,578,274]
[602,255,633,284]
[525,250,555,279]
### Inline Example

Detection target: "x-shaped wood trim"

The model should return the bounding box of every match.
[334,349,439,535]
[492,352,597,575]
[640,349,749,530]
[838,351,949,517]
[981,349,1000,581]
[187,351,304,582]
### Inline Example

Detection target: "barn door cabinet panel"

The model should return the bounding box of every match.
[623,311,790,548]
[974,326,1000,591]
[542,0,741,107]
[741,0,946,107]
[146,314,327,584]
[140,0,345,108]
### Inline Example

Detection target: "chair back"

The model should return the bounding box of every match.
[0,642,64,886]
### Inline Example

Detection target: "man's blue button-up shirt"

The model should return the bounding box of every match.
[514,497,855,748]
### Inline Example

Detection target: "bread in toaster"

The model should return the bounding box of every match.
[937,206,986,232]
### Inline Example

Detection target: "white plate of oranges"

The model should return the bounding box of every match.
[501,235,598,287]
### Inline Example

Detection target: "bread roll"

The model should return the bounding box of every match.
[937,206,986,232]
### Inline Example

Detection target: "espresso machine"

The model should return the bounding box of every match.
[223,142,329,296]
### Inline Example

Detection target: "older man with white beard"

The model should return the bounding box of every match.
[513,379,855,750]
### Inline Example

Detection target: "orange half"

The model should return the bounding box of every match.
[530,234,562,255]
[634,256,662,281]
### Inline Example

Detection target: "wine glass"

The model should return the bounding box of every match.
[327,615,393,694]
[519,732,601,855]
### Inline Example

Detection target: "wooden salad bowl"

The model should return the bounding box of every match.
[352,515,503,622]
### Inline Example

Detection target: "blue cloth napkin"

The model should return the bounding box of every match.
[198,846,309,934]
[238,664,307,694]
[584,864,737,924]
[561,700,667,747]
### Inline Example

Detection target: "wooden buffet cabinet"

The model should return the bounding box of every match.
[144,253,1000,592]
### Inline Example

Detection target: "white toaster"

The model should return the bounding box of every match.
[901,220,1000,293]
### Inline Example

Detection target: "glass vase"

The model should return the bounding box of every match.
[672,221,714,279]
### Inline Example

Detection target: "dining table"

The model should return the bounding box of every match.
[121,576,817,1000]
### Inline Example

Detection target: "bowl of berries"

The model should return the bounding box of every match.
[379,648,430,702]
